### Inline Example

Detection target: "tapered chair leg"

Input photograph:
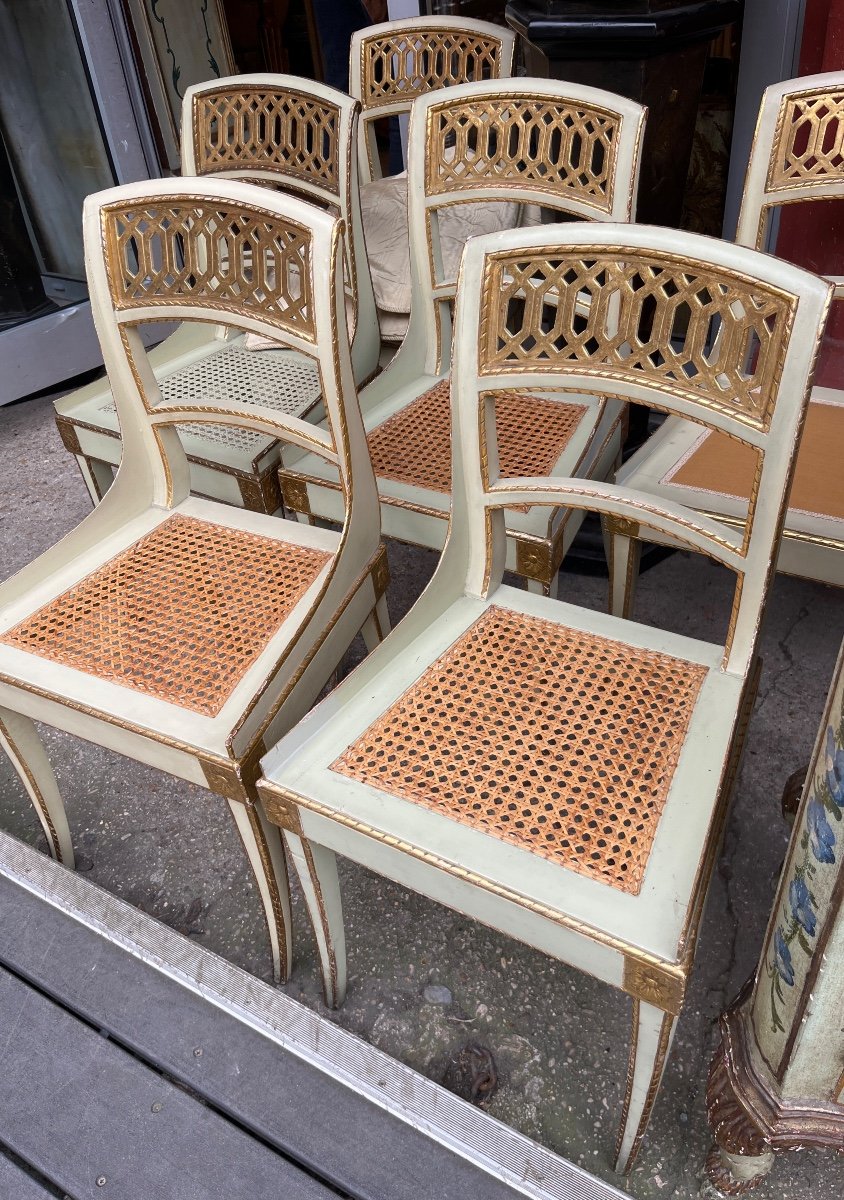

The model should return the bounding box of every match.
[361,594,391,653]
[283,830,347,1008]
[0,708,74,867]
[76,454,114,504]
[614,1000,678,1175]
[606,527,642,619]
[227,798,292,984]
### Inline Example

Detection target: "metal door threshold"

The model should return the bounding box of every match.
[0,830,630,1200]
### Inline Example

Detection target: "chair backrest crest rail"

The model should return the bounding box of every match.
[102,197,317,340]
[424,96,624,214]
[181,75,377,378]
[399,80,646,378]
[476,245,795,437]
[766,82,844,194]
[738,72,844,300]
[189,84,343,196]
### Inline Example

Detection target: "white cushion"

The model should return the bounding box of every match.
[360,171,522,342]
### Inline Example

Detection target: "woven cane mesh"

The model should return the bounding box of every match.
[99,342,322,454]
[426,98,620,212]
[367,379,587,494]
[768,86,844,191]
[359,28,504,110]
[102,200,313,336]
[191,88,342,195]
[2,515,330,717]
[480,248,795,432]
[332,606,707,894]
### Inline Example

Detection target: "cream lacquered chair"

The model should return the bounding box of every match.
[257,224,831,1171]
[53,75,379,514]
[350,16,516,344]
[280,78,646,596]
[0,178,388,984]
[607,72,844,616]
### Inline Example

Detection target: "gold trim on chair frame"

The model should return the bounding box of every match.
[767,83,844,193]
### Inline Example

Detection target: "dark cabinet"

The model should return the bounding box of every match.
[505,1,742,226]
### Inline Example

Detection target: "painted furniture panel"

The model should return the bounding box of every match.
[707,636,844,1193]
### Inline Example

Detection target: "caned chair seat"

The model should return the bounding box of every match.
[330,599,719,899]
[261,585,741,969]
[365,381,588,496]
[350,17,516,344]
[608,72,844,614]
[0,507,336,734]
[0,179,389,988]
[281,78,646,594]
[257,225,831,1173]
[286,374,621,559]
[66,331,323,510]
[613,393,844,589]
[54,75,378,514]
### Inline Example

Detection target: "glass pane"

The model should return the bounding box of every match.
[0,0,115,294]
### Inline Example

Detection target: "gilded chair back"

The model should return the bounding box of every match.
[182,75,378,380]
[447,224,832,676]
[84,178,378,560]
[737,71,844,300]
[349,16,516,183]
[399,79,646,381]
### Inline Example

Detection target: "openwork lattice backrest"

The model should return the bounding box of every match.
[448,225,832,674]
[183,75,347,202]
[738,71,844,296]
[102,193,315,337]
[84,178,371,520]
[181,75,377,368]
[349,17,515,181]
[404,80,645,372]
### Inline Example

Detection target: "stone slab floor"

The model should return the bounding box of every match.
[1,387,842,1199]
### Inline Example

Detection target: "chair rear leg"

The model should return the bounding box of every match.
[614,999,677,1174]
[0,709,74,867]
[361,594,391,653]
[606,525,642,619]
[227,798,292,984]
[283,830,347,1009]
[76,455,115,504]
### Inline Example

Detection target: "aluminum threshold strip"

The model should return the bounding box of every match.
[0,830,629,1200]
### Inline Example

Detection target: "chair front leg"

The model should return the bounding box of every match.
[614,999,678,1175]
[227,798,292,985]
[0,708,74,867]
[283,829,347,1009]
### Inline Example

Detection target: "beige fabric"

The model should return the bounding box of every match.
[360,172,520,341]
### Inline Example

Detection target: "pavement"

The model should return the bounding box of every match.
[1,386,842,1199]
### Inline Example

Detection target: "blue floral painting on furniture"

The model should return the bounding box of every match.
[767,714,844,1032]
